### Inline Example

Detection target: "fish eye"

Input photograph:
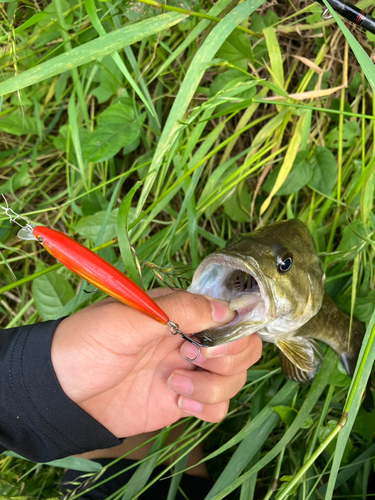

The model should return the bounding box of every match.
[277,256,293,273]
[38,236,43,244]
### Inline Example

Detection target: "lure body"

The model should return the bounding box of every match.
[32,226,169,324]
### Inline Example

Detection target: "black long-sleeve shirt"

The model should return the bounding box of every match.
[0,319,122,462]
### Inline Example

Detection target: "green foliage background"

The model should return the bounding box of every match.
[1,0,375,498]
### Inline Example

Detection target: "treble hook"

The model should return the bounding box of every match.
[0,195,35,234]
[168,320,203,362]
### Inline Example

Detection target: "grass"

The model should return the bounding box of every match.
[1,0,375,498]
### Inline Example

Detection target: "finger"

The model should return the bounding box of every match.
[168,368,247,405]
[99,291,235,352]
[177,397,229,423]
[147,288,176,299]
[85,288,175,309]
[181,334,263,375]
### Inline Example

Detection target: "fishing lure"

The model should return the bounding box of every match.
[0,198,203,362]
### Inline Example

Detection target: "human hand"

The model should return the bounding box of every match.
[51,290,262,438]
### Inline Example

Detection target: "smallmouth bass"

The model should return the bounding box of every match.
[188,220,373,410]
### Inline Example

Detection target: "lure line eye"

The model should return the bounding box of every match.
[277,256,293,273]
[38,236,43,244]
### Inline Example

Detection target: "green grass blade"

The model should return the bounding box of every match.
[152,0,235,82]
[137,0,267,214]
[319,442,375,495]
[208,349,335,500]
[205,412,283,500]
[323,0,375,93]
[68,92,87,189]
[85,0,152,114]
[324,311,375,500]
[117,182,143,287]
[0,13,187,96]
[199,381,297,465]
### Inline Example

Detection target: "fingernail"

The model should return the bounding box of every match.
[205,297,236,324]
[168,374,193,396]
[178,396,203,414]
[206,344,228,358]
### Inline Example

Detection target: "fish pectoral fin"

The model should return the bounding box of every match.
[276,337,323,384]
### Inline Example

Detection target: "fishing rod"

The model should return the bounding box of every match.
[315,0,375,36]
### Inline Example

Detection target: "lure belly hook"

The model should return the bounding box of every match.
[0,197,203,362]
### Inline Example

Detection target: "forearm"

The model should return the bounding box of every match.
[0,319,122,462]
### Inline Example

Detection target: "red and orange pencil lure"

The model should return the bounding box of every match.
[1,198,202,361]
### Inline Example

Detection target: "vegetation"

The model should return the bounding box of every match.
[1,0,375,498]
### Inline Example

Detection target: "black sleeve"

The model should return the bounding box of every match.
[0,319,123,462]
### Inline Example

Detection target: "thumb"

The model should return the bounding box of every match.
[105,290,235,352]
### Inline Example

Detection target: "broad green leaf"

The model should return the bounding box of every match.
[263,151,312,195]
[328,99,353,124]
[0,163,32,193]
[327,359,351,387]
[0,115,40,136]
[91,56,124,104]
[308,146,337,195]
[216,30,254,69]
[318,420,352,461]
[223,182,251,222]
[32,266,75,320]
[353,405,375,440]
[325,220,367,264]
[209,69,250,97]
[74,209,120,242]
[348,71,362,98]
[250,11,279,32]
[273,406,297,426]
[81,192,109,216]
[325,121,360,149]
[209,69,257,113]
[82,104,143,162]
[335,291,375,323]
[10,90,32,107]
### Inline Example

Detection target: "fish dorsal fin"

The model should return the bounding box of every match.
[276,337,323,384]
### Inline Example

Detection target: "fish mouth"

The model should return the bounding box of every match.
[188,253,272,345]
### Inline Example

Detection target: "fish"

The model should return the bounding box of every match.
[188,219,373,410]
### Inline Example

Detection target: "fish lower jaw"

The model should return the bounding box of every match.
[188,255,269,322]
